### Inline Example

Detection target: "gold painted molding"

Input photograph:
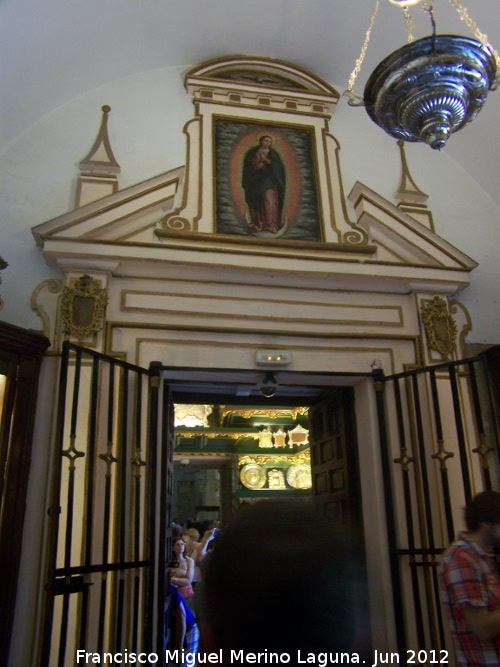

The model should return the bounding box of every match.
[61,275,108,341]
[220,407,307,421]
[154,227,376,255]
[30,278,63,345]
[239,449,311,467]
[176,430,258,439]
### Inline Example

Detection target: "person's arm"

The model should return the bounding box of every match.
[189,543,202,564]
[443,548,500,641]
[463,606,500,641]
[171,557,194,588]
[197,529,216,562]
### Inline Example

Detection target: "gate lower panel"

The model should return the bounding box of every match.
[41,343,163,666]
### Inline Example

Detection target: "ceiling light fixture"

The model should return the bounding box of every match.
[344,0,499,150]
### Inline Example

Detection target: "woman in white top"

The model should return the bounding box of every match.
[170,536,194,600]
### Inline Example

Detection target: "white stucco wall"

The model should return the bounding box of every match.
[1,65,499,343]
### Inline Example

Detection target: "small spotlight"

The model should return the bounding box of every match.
[255,349,292,366]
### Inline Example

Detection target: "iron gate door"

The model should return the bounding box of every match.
[373,354,500,661]
[40,342,169,666]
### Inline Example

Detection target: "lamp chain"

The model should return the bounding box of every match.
[343,0,380,106]
[446,0,500,82]
[421,1,437,37]
[404,7,416,43]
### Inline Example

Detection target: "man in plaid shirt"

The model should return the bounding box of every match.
[439,491,500,666]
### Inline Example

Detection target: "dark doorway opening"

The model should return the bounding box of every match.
[166,372,372,653]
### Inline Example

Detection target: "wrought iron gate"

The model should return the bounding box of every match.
[373,354,500,661]
[40,342,170,666]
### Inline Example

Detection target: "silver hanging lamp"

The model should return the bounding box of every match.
[344,0,499,150]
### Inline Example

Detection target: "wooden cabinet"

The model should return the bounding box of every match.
[0,321,49,664]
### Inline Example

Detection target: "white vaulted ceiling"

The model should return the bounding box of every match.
[1,0,499,204]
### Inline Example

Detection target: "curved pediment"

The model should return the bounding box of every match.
[185,55,340,97]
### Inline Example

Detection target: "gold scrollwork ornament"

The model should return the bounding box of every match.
[61,274,108,341]
[421,296,457,359]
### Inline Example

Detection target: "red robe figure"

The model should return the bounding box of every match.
[242,135,286,234]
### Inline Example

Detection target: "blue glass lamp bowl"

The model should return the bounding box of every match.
[364,34,497,149]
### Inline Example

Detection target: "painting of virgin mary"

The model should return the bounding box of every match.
[215,120,321,241]
[242,134,286,234]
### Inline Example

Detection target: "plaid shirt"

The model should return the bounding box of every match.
[439,532,500,666]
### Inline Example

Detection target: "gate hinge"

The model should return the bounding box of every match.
[47,505,61,516]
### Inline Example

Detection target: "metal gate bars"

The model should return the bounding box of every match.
[40,342,164,666]
[373,354,500,660]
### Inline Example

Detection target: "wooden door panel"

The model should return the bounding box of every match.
[309,387,371,651]
[309,388,361,538]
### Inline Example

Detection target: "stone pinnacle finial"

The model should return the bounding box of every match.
[78,105,120,175]
[394,141,435,230]
[395,140,428,205]
[74,105,121,208]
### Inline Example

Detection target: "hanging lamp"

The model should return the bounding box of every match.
[344,0,499,150]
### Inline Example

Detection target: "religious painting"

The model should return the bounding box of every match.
[215,119,322,241]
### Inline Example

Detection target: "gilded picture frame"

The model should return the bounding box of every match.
[61,274,108,341]
[421,296,457,359]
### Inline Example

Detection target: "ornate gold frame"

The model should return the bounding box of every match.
[61,274,108,341]
[420,296,457,359]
